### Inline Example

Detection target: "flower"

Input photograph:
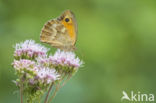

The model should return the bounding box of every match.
[36,56,49,67]
[14,40,49,59]
[12,59,60,84]
[12,39,84,103]
[49,49,83,68]
[12,59,35,71]
[36,67,60,84]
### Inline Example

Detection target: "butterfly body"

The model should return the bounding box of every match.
[40,10,77,51]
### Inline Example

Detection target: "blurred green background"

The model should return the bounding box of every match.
[0,0,156,103]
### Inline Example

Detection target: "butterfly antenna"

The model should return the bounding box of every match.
[75,44,86,71]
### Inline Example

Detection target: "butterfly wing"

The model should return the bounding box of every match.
[60,10,77,45]
[40,20,58,43]
[40,10,77,51]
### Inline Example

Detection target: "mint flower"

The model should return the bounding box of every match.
[12,59,35,71]
[36,67,60,84]
[11,39,84,103]
[14,40,49,59]
[52,49,83,68]
[36,56,50,67]
[48,49,83,74]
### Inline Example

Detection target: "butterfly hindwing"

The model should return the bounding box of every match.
[40,20,58,42]
[40,10,77,51]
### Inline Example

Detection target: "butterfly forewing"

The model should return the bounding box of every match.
[40,10,77,51]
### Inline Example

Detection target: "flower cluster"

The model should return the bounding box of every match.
[36,67,59,84]
[12,59,35,71]
[12,59,59,85]
[12,39,83,103]
[37,50,83,74]
[14,40,49,59]
[51,49,83,68]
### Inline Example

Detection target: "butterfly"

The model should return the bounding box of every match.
[40,10,78,51]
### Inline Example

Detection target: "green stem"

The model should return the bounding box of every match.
[47,84,60,103]
[44,83,54,103]
[47,74,68,103]
[61,74,71,87]
[20,82,23,103]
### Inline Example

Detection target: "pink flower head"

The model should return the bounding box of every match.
[50,49,83,68]
[36,67,60,84]
[14,40,49,58]
[12,59,35,71]
[36,56,49,66]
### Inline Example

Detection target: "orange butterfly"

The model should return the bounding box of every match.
[40,10,77,51]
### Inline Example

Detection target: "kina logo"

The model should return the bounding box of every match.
[121,90,154,102]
